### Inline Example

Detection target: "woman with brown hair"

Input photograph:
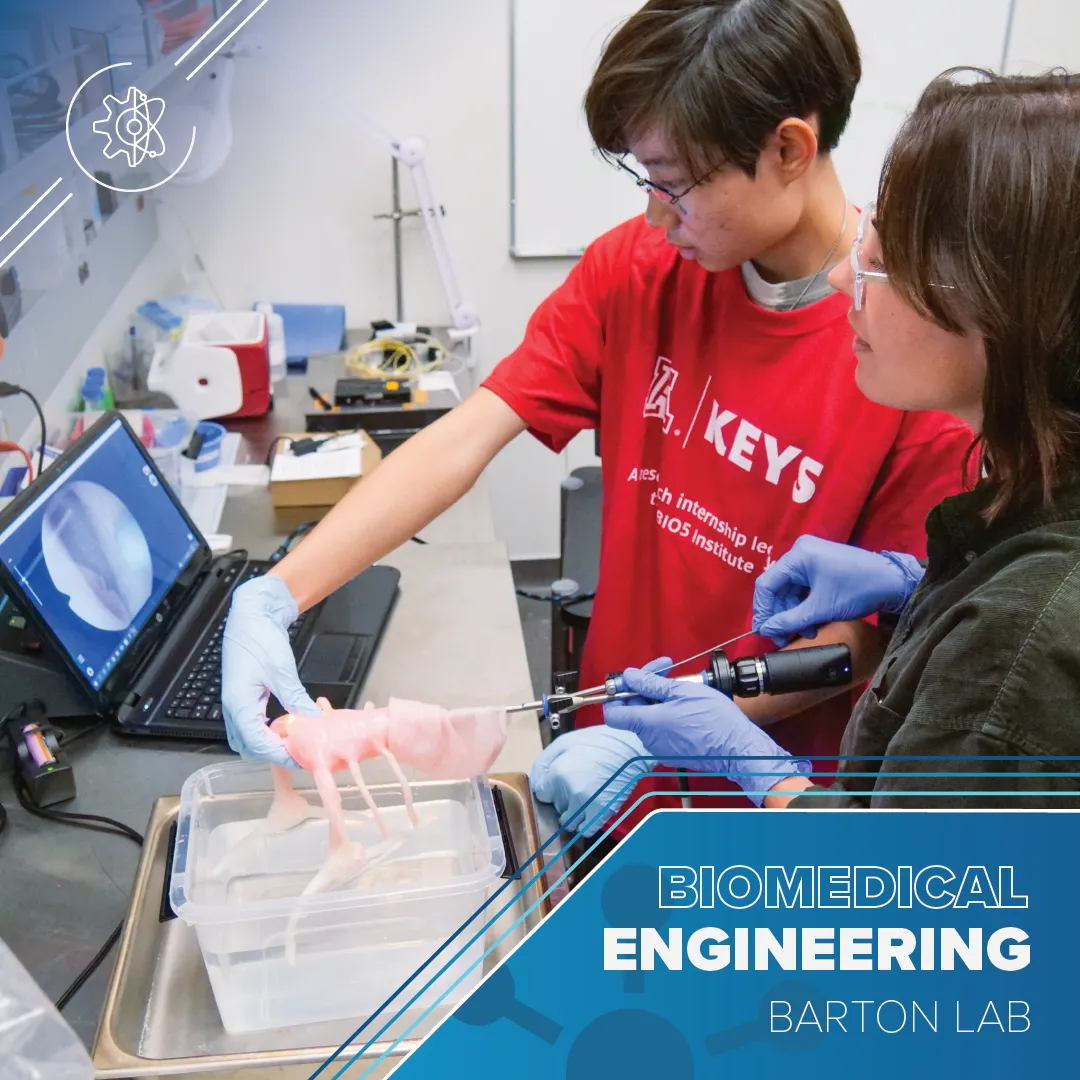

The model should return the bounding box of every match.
[533,67,1080,817]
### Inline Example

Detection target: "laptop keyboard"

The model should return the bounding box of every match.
[164,568,307,723]
[166,621,227,721]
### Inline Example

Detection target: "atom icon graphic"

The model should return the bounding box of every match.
[92,85,167,169]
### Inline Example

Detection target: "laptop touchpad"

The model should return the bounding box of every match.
[299,633,366,683]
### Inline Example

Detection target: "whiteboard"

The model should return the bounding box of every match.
[510,0,639,257]
[510,0,1019,258]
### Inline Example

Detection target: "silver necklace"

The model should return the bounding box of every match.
[786,199,850,312]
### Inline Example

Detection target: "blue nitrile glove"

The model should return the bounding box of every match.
[604,663,811,807]
[607,656,675,706]
[530,727,653,837]
[221,575,320,768]
[752,535,925,647]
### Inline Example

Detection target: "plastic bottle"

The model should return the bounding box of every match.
[83,382,106,417]
[85,366,115,410]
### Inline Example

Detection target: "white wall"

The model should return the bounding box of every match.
[157,0,591,560]
[1007,0,1080,72]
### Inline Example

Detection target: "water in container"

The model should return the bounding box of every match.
[171,762,505,1034]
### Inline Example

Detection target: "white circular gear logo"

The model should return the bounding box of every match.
[66,62,198,195]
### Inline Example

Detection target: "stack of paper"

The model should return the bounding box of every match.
[269,432,375,509]
[270,433,366,483]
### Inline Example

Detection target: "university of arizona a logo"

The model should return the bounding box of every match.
[644,356,678,433]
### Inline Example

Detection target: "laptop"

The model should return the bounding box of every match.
[0,411,399,741]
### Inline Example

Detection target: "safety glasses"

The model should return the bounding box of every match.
[851,202,890,311]
[851,201,954,311]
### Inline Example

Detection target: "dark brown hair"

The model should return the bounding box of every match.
[877,68,1080,520]
[584,0,861,178]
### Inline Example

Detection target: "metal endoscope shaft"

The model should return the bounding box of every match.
[571,630,759,700]
[506,643,852,720]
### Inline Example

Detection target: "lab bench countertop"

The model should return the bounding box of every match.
[0,367,557,1050]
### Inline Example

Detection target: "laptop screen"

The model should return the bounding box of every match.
[0,417,202,693]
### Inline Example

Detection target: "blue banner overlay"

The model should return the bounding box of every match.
[369,809,1076,1078]
[312,757,1080,1080]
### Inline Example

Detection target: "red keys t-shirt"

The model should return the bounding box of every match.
[483,215,973,828]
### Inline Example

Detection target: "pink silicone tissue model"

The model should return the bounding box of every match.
[265,697,508,897]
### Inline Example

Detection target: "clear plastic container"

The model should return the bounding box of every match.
[171,762,505,1035]
[146,413,190,491]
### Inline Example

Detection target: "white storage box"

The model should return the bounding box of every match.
[171,762,505,1035]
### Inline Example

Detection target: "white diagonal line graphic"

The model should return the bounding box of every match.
[0,194,74,270]
[173,0,248,68]
[682,374,713,449]
[186,0,271,80]
[0,177,63,247]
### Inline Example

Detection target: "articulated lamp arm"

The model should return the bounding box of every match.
[394,137,478,337]
[241,39,479,338]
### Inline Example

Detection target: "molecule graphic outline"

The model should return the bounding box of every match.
[92,86,167,169]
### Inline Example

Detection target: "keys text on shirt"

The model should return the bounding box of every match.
[704,402,825,505]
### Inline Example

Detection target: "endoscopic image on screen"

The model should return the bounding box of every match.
[42,480,154,632]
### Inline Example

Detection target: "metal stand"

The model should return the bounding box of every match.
[374,157,437,326]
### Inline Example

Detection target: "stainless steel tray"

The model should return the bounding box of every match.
[91,774,552,1079]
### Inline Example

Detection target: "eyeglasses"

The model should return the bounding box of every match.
[612,155,711,212]
[851,202,890,311]
[850,201,955,311]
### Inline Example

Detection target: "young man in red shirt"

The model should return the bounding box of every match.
[221,0,972,829]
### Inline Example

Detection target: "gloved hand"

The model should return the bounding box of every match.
[753,535,925,647]
[221,574,320,768]
[604,663,811,807]
[530,726,653,837]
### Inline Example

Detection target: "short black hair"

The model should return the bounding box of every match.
[585,0,862,177]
